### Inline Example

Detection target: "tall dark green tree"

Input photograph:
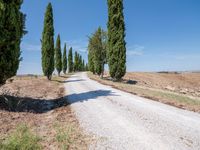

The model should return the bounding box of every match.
[68,47,73,73]
[107,0,126,80]
[82,59,85,71]
[62,43,67,74]
[78,54,82,71]
[94,27,104,77]
[74,51,78,72]
[85,63,89,71]
[0,0,26,84]
[88,37,95,74]
[55,34,62,76]
[41,3,54,80]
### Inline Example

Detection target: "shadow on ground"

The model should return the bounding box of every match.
[101,76,138,85]
[125,80,138,85]
[66,90,117,104]
[0,90,117,114]
[52,79,86,83]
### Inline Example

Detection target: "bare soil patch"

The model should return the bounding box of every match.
[0,75,90,149]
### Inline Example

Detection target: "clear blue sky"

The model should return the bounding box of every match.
[18,0,200,74]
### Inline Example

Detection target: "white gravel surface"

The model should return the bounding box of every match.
[65,72,200,150]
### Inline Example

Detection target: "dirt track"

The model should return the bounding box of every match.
[66,72,200,150]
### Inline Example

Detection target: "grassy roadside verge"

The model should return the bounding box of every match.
[0,125,42,150]
[88,72,200,112]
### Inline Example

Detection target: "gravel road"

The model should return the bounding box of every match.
[65,72,200,150]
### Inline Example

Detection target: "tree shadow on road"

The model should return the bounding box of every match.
[0,90,117,114]
[66,90,117,104]
[52,79,86,84]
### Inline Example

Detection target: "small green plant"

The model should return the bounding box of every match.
[0,124,42,150]
[54,123,74,150]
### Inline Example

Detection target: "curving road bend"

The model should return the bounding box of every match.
[65,72,200,150]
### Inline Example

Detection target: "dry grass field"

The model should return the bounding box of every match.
[89,72,200,112]
[124,72,200,97]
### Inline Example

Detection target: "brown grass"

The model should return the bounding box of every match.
[0,74,91,149]
[88,72,200,113]
[123,72,200,97]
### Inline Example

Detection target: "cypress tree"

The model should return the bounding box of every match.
[82,59,85,71]
[0,0,26,84]
[85,63,89,71]
[107,0,126,81]
[41,3,54,80]
[93,27,104,77]
[88,38,95,74]
[55,34,62,76]
[78,55,82,71]
[74,51,78,72]
[62,43,67,74]
[102,30,108,67]
[68,47,73,73]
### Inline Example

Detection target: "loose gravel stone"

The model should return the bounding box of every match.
[65,72,200,150]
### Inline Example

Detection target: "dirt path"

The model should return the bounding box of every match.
[65,72,200,150]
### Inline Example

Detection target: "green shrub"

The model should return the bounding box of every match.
[54,123,73,150]
[0,125,42,150]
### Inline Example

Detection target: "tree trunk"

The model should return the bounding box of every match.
[100,74,103,79]
[47,75,52,80]
[100,63,104,79]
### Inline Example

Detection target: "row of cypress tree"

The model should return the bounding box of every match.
[0,0,125,83]
[0,0,26,84]
[41,3,87,80]
[67,48,88,73]
[74,51,87,72]
[88,0,126,81]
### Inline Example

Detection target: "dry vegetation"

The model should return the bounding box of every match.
[0,74,91,150]
[88,72,200,112]
[124,72,200,97]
